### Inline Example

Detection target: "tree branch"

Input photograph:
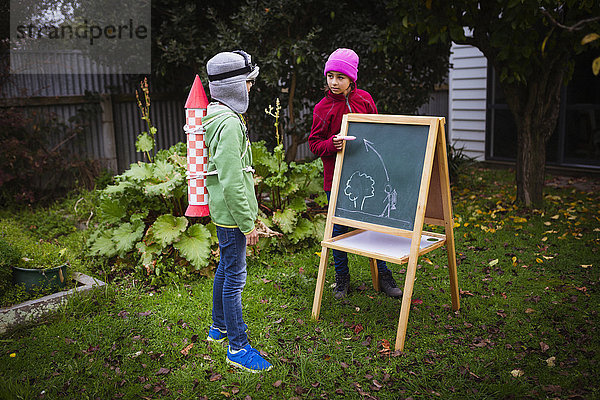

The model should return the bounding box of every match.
[541,9,600,32]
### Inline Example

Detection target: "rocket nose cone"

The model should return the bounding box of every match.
[185,75,209,109]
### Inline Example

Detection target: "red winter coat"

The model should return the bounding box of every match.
[309,87,378,191]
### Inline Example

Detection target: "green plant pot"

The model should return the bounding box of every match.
[12,264,68,294]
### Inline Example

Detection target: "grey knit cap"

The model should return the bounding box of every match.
[206,51,259,114]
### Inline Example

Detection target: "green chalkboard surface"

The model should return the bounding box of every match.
[334,121,430,231]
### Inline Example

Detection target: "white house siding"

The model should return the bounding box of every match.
[448,44,488,160]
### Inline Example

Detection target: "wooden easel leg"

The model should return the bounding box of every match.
[436,117,460,311]
[369,258,379,291]
[395,255,419,351]
[445,226,460,311]
[311,247,330,320]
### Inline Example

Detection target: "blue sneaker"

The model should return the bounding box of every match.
[207,326,228,342]
[206,324,248,342]
[226,345,272,373]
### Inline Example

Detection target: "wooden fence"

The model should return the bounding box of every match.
[1,76,448,174]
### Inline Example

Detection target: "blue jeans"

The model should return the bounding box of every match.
[212,226,249,351]
[326,191,390,276]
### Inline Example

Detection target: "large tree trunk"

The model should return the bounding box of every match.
[515,122,547,207]
[497,53,567,207]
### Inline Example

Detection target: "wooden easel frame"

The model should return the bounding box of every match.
[311,114,459,351]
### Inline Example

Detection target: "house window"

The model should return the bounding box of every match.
[486,48,600,169]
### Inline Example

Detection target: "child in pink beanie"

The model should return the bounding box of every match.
[308,48,403,300]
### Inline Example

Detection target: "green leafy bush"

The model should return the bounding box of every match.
[252,140,326,246]
[447,142,475,183]
[86,80,215,285]
[253,99,326,248]
[85,88,325,285]
[86,143,216,284]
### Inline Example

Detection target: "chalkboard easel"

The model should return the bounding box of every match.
[311,114,459,352]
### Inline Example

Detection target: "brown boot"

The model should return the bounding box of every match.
[379,271,402,298]
[334,273,350,300]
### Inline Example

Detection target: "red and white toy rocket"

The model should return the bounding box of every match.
[184,75,210,217]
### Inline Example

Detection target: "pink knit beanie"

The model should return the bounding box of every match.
[324,48,359,82]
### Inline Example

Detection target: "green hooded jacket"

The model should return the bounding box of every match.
[203,103,258,234]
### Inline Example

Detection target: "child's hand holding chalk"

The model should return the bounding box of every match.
[333,134,356,151]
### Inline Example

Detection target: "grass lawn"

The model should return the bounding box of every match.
[1,166,599,399]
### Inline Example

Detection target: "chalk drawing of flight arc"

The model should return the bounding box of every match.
[364,139,389,182]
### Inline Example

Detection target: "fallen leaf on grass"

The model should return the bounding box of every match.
[546,356,556,367]
[155,368,170,376]
[272,380,283,388]
[411,298,423,305]
[180,343,193,356]
[580,264,592,269]
[525,308,535,314]
[488,259,499,267]
[209,373,222,382]
[540,342,549,352]
[131,351,143,358]
[378,339,391,355]
[472,338,490,348]
[511,369,524,377]
[371,379,383,391]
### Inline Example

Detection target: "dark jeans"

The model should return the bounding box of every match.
[326,191,390,276]
[212,226,249,351]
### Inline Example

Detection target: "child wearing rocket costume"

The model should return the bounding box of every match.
[203,50,272,373]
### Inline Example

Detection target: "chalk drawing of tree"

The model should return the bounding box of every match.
[344,171,375,210]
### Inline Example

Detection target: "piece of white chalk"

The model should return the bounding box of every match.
[342,136,356,141]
